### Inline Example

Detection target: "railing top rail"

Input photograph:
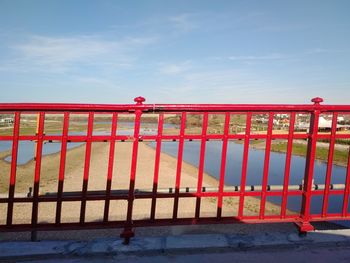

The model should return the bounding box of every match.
[0,97,349,112]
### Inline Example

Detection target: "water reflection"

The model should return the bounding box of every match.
[150,140,349,226]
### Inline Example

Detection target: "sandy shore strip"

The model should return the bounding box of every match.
[0,141,286,227]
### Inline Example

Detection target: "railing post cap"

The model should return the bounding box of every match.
[311,97,323,105]
[134,96,146,105]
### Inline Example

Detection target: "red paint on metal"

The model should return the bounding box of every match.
[322,112,338,217]
[150,113,164,221]
[195,113,208,219]
[281,112,296,218]
[6,112,20,226]
[79,112,94,224]
[238,113,252,218]
[103,112,118,222]
[55,112,69,224]
[173,112,186,220]
[342,146,350,216]
[299,101,321,232]
[120,106,142,242]
[31,112,45,231]
[259,112,273,219]
[1,96,350,241]
[217,112,230,219]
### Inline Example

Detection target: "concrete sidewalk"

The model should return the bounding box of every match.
[2,229,350,261]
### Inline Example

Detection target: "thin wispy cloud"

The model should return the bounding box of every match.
[0,1,349,104]
[228,54,287,61]
[304,48,349,55]
[2,34,157,73]
[257,24,310,32]
[154,68,270,102]
[159,61,192,75]
[168,13,198,32]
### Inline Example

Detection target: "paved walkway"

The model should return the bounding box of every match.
[14,246,350,263]
[2,228,350,262]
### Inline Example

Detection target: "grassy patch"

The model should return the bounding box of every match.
[270,141,349,166]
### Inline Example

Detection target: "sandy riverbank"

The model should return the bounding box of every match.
[0,141,285,226]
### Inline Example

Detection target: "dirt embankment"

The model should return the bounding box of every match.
[0,141,285,226]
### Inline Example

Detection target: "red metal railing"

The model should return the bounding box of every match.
[0,97,350,244]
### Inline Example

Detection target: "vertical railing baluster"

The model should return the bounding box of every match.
[322,112,338,217]
[55,112,69,225]
[79,112,94,224]
[195,113,208,220]
[238,113,252,219]
[217,112,230,219]
[259,112,274,219]
[31,111,45,241]
[120,96,144,244]
[342,145,350,217]
[103,112,118,222]
[6,112,20,226]
[172,112,186,220]
[150,113,164,221]
[281,112,295,219]
[297,97,322,233]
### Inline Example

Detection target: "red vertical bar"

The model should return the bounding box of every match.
[6,112,20,226]
[150,113,164,221]
[103,112,118,222]
[195,113,208,219]
[342,145,350,217]
[298,108,320,232]
[120,109,142,243]
[321,112,338,217]
[79,112,94,224]
[238,113,252,219]
[281,112,296,219]
[216,112,230,219]
[31,112,45,230]
[259,112,274,219]
[172,112,186,220]
[55,112,69,224]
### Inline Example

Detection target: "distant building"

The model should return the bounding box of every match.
[0,117,14,125]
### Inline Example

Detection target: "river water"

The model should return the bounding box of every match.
[150,140,350,226]
[1,124,349,226]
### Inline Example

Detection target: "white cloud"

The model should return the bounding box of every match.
[159,61,192,75]
[304,48,348,55]
[153,68,274,103]
[168,13,198,32]
[257,24,310,32]
[228,54,287,61]
[2,34,157,73]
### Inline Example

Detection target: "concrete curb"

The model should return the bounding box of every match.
[2,229,350,260]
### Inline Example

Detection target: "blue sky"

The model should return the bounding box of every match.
[0,0,349,104]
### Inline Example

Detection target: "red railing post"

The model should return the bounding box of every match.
[259,112,274,219]
[216,112,230,219]
[120,96,144,244]
[55,112,69,225]
[238,113,252,219]
[281,112,296,219]
[31,112,45,241]
[6,112,20,227]
[79,112,94,224]
[150,113,164,221]
[172,112,186,220]
[195,113,208,220]
[296,97,323,233]
[342,146,350,217]
[322,112,338,217]
[103,112,118,222]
